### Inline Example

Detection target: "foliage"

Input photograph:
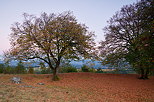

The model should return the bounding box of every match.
[7,11,96,80]
[88,68,96,73]
[150,70,154,76]
[28,67,34,74]
[95,68,136,74]
[15,61,26,74]
[40,68,51,74]
[81,64,90,72]
[0,61,27,74]
[52,75,60,81]
[80,60,96,72]
[95,68,104,73]
[60,66,77,73]
[59,64,77,73]
[0,63,5,73]
[3,65,15,74]
[99,0,154,79]
[39,62,51,74]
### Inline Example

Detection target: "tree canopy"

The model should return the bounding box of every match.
[7,11,96,80]
[99,0,154,79]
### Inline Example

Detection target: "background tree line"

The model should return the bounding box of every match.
[0,60,103,74]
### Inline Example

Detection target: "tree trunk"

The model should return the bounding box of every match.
[139,68,145,79]
[52,68,60,81]
[144,68,149,79]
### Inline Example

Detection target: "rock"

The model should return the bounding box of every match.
[11,77,21,84]
[20,85,35,88]
[37,83,44,85]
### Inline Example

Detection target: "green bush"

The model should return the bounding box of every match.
[1,61,27,74]
[39,62,51,74]
[81,65,96,72]
[41,68,51,74]
[150,70,154,76]
[60,65,77,73]
[15,61,26,74]
[0,64,5,73]
[89,68,96,73]
[96,68,104,73]
[81,65,89,72]
[28,67,34,74]
[3,65,16,74]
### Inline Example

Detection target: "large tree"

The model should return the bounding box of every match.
[99,0,154,79]
[7,11,96,80]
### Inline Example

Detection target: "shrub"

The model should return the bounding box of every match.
[15,61,26,74]
[3,65,16,74]
[81,65,89,72]
[0,63,5,73]
[60,65,77,73]
[39,62,51,74]
[41,68,51,74]
[96,68,104,73]
[89,68,96,73]
[28,67,34,74]
[150,70,154,76]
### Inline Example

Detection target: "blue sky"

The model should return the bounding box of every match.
[0,0,137,54]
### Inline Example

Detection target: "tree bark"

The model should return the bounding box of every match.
[144,68,149,79]
[52,67,60,81]
[139,67,149,79]
[139,68,145,79]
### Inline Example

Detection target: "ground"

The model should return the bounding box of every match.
[0,73,154,102]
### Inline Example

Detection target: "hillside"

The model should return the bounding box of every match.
[0,73,153,102]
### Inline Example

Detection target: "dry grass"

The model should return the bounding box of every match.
[0,73,154,102]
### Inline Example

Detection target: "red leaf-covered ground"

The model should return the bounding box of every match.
[0,73,154,102]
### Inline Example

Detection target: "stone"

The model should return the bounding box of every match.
[37,83,45,85]
[20,85,35,88]
[11,77,21,84]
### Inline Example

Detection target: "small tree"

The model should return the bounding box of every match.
[59,63,77,73]
[7,11,96,81]
[2,60,13,74]
[0,63,5,73]
[81,64,89,72]
[28,67,34,74]
[15,61,26,74]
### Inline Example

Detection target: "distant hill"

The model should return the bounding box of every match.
[70,60,107,69]
[0,59,108,69]
[0,60,4,64]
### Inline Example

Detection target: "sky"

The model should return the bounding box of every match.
[0,0,137,55]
